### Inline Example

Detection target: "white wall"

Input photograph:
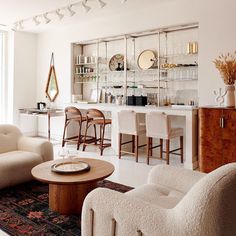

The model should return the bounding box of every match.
[198,0,236,105]
[12,0,236,137]
[35,0,236,107]
[12,32,37,124]
[36,0,199,105]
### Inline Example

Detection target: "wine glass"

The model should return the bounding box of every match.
[58,147,69,161]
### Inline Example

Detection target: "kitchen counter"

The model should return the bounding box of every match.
[67,103,198,170]
[67,103,197,112]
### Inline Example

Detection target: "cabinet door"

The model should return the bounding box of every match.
[199,108,223,173]
[222,109,236,164]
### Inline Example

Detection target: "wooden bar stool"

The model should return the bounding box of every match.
[118,110,146,162]
[83,109,111,156]
[62,106,89,150]
[146,112,183,165]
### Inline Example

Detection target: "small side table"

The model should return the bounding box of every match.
[19,108,64,141]
[31,158,114,215]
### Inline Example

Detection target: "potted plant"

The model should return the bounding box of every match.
[213,52,236,107]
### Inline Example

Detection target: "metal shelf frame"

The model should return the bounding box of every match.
[71,23,199,106]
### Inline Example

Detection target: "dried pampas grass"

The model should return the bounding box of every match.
[213,51,236,85]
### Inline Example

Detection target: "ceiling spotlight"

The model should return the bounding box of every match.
[56,9,64,20]
[33,16,40,26]
[97,0,106,8]
[81,0,91,13]
[121,0,127,3]
[19,20,24,30]
[67,5,76,16]
[43,13,51,24]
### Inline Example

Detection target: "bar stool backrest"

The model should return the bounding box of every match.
[65,106,82,120]
[146,112,171,139]
[87,109,105,120]
[118,110,138,135]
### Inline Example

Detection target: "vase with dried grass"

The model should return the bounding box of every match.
[213,51,236,108]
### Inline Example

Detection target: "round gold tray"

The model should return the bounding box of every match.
[51,160,90,174]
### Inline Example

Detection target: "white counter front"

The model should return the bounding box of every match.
[67,103,196,113]
[67,103,198,170]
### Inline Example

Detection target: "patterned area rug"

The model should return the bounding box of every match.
[0,180,132,236]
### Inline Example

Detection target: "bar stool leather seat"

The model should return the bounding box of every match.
[146,112,183,165]
[118,110,146,162]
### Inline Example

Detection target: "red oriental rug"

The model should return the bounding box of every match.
[0,180,132,236]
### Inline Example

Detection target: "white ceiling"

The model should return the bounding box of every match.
[0,0,170,33]
[0,0,70,24]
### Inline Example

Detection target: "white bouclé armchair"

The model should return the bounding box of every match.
[82,163,236,236]
[0,124,53,189]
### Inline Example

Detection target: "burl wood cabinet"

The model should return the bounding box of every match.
[199,107,236,173]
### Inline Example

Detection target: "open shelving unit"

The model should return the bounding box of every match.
[71,23,199,106]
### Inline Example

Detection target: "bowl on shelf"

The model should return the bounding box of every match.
[113,85,123,89]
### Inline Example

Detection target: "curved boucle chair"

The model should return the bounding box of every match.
[82,163,236,236]
[0,124,53,189]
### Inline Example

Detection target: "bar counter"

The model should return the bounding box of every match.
[67,103,198,170]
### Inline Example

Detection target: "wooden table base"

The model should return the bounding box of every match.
[32,158,114,215]
[49,181,97,215]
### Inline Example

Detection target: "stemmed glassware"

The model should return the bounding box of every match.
[58,147,69,161]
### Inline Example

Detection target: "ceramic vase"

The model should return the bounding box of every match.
[224,85,235,108]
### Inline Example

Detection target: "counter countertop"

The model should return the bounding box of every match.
[66,103,198,113]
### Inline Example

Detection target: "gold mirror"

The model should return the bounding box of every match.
[137,50,156,70]
[45,53,59,102]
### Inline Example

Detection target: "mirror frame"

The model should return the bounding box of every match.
[45,65,59,102]
[45,53,59,102]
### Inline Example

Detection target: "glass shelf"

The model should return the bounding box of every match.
[159,53,198,59]
[75,81,125,84]
[99,82,124,84]
[75,78,198,84]
[127,87,164,89]
[160,78,198,82]
[100,68,166,74]
[100,70,126,74]
[75,81,97,84]
[160,65,198,70]
[72,24,199,107]
[127,80,159,83]
[75,63,97,66]
[129,68,159,73]
[75,72,96,75]
[100,86,123,89]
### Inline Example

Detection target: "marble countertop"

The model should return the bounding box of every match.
[66,103,198,115]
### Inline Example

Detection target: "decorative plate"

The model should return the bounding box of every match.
[137,50,156,70]
[109,54,124,71]
[51,160,90,174]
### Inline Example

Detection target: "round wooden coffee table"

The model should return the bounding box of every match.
[31,158,114,215]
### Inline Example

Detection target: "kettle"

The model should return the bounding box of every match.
[37,102,46,110]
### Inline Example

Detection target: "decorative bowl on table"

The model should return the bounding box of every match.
[51,159,90,174]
